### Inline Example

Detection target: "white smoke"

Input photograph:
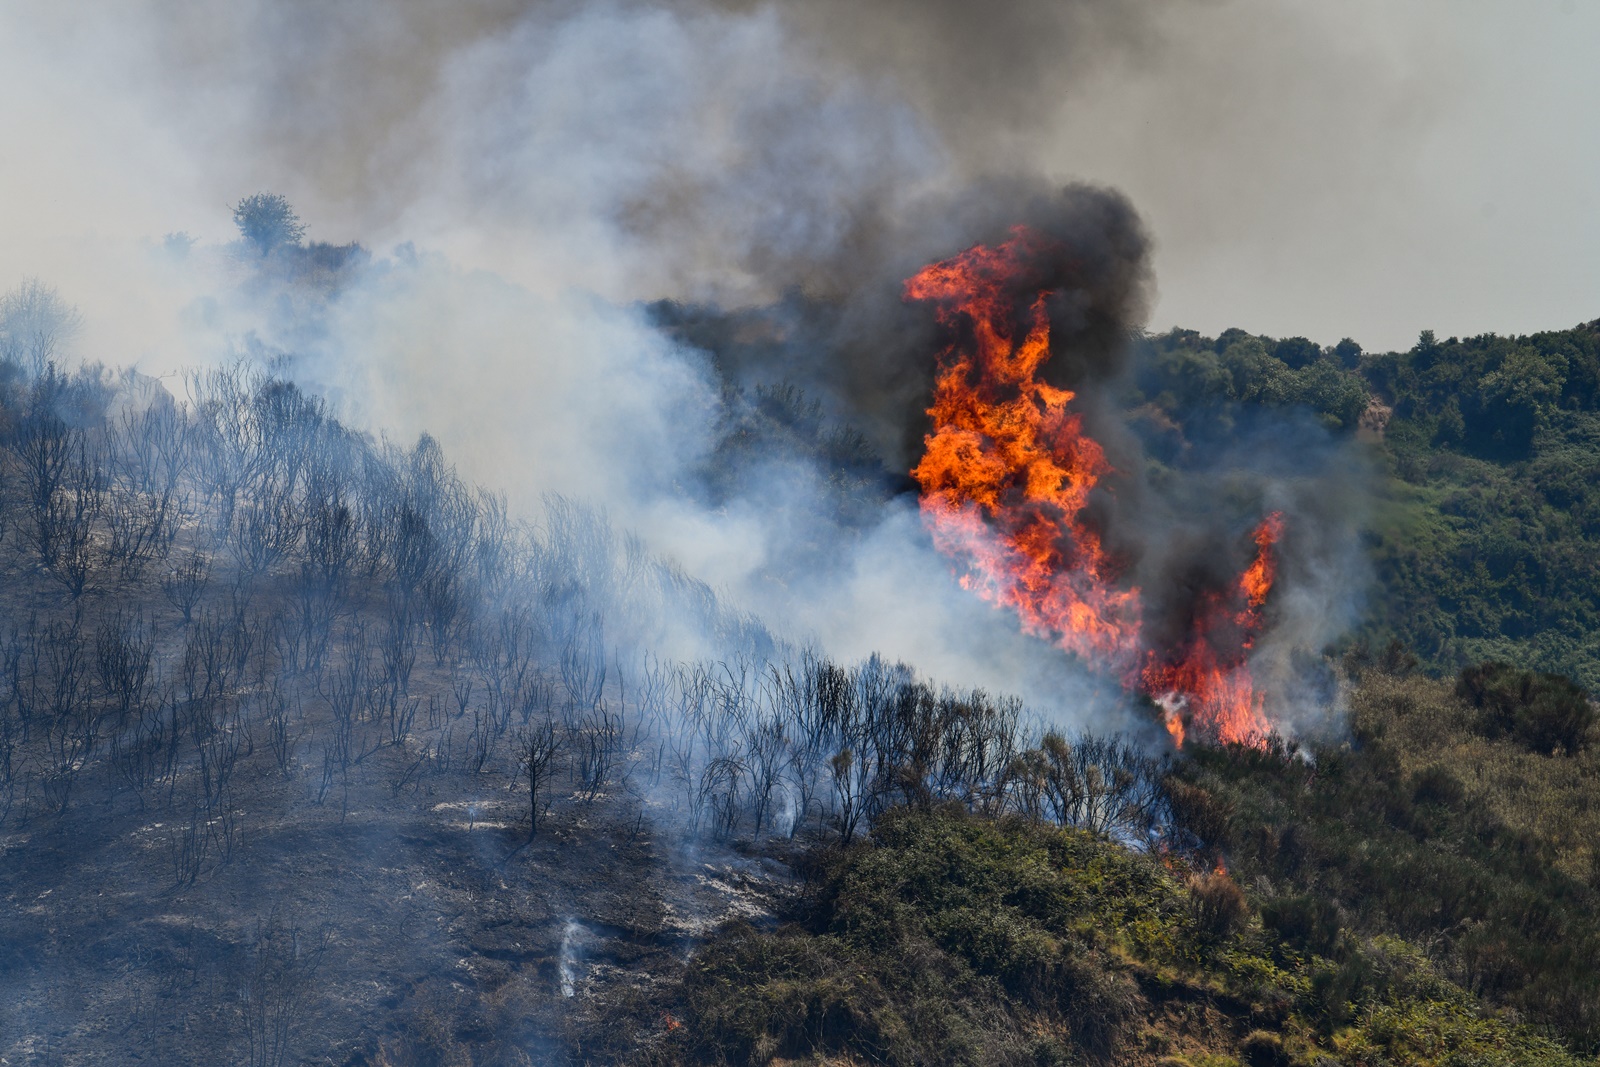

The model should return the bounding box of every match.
[0,0,1400,730]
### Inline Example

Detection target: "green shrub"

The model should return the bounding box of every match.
[1260,894,1340,958]
[661,801,1591,1066]
[1457,661,1594,753]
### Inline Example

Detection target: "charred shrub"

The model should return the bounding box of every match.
[1457,661,1594,754]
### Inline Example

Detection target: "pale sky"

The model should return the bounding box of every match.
[1053,2,1600,350]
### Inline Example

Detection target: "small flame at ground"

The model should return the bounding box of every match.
[907,227,1283,747]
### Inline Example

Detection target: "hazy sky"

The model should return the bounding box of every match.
[1049,2,1600,350]
[0,1,1596,356]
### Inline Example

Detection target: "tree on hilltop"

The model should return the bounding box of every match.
[233,193,306,256]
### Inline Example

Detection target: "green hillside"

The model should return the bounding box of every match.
[1133,322,1600,688]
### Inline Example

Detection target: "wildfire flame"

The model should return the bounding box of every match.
[907,227,1283,747]
[1139,512,1283,746]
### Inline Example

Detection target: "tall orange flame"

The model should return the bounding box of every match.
[907,227,1283,747]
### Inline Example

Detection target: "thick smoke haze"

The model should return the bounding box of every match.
[0,0,1579,731]
[6,2,1597,350]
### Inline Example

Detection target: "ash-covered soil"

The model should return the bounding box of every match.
[1,736,802,1066]
[0,362,1040,1065]
[0,363,825,1066]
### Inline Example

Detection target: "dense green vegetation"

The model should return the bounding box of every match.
[654,798,1586,1066]
[1169,662,1600,1059]
[1131,321,1600,689]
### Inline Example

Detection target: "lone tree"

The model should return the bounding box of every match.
[516,719,563,839]
[233,193,306,256]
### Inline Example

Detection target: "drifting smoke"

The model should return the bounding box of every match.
[0,0,1368,737]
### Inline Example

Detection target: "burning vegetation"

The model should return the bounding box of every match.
[907,227,1285,747]
[2,185,1597,1067]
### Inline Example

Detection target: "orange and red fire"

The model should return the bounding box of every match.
[908,226,1282,747]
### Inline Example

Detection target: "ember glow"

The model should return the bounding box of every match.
[907,227,1283,747]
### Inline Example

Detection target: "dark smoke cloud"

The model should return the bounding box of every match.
[655,179,1154,469]
[728,0,1169,163]
[0,0,1365,732]
[16,0,1193,299]
[657,165,1364,736]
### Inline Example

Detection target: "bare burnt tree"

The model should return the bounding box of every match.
[0,687,19,826]
[471,490,513,602]
[482,606,536,735]
[112,692,169,810]
[557,611,607,720]
[285,482,352,674]
[193,699,249,819]
[162,551,211,624]
[180,610,250,709]
[264,681,300,780]
[0,278,82,377]
[32,614,90,814]
[571,703,622,801]
[318,625,369,772]
[110,390,193,497]
[829,746,869,844]
[46,436,105,598]
[104,392,188,577]
[515,717,563,838]
[168,790,211,886]
[368,601,421,747]
[95,610,154,728]
[745,713,788,837]
[467,703,494,776]
[15,370,84,568]
[1026,732,1170,840]
[104,484,174,579]
[230,487,301,583]
[700,753,747,839]
[236,911,331,1067]
[187,362,273,533]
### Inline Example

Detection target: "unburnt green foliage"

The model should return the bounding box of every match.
[1456,660,1594,754]
[1131,321,1600,690]
[1134,328,1372,434]
[659,806,1584,1067]
[1170,668,1600,1055]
